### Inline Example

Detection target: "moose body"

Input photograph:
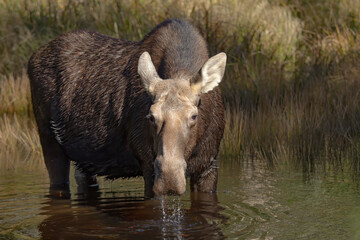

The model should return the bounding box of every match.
[28,19,226,198]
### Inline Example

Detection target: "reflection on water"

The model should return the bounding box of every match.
[38,192,224,240]
[1,158,360,239]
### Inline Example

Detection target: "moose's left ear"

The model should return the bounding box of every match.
[191,52,227,94]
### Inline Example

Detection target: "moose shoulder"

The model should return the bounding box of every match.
[28,19,226,198]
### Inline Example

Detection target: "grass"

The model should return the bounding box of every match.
[0,0,360,175]
[0,71,41,169]
[0,114,42,170]
[0,70,32,116]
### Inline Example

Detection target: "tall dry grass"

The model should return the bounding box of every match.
[0,0,303,76]
[0,114,42,170]
[0,71,32,116]
[0,0,360,174]
[0,72,41,169]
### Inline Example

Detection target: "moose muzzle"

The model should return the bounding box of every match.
[153,157,187,196]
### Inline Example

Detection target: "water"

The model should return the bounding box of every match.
[1,158,360,239]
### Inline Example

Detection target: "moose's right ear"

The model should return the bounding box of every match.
[138,52,161,95]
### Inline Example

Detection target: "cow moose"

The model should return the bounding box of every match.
[28,19,226,198]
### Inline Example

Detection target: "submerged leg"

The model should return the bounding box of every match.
[39,133,71,198]
[143,169,155,199]
[75,168,99,195]
[190,157,218,193]
[143,174,155,199]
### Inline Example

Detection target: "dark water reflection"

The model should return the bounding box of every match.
[1,159,360,239]
[39,192,225,240]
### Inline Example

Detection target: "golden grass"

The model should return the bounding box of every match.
[0,0,303,77]
[220,104,243,158]
[0,114,42,170]
[0,71,32,116]
[0,71,41,169]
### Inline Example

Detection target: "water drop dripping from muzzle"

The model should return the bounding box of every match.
[160,195,184,239]
[160,195,183,223]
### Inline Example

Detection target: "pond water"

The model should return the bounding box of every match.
[1,157,360,239]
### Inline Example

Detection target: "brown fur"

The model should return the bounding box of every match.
[28,19,225,198]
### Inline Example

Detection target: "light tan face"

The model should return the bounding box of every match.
[147,80,199,195]
[138,51,227,196]
[148,79,200,137]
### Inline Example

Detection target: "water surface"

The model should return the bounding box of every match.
[1,157,360,239]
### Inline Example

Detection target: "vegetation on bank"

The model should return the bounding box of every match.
[1,0,360,174]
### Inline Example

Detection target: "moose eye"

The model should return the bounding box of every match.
[147,114,155,123]
[191,114,198,121]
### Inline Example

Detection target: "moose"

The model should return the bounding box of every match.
[28,19,226,198]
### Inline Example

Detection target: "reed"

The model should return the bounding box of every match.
[0,0,302,76]
[0,114,42,170]
[0,71,32,116]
